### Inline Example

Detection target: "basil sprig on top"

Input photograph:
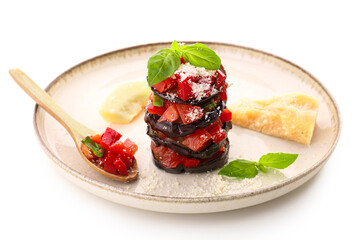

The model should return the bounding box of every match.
[147,41,221,86]
[218,153,299,179]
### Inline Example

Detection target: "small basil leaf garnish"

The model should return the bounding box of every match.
[259,153,298,169]
[218,159,258,179]
[218,153,298,179]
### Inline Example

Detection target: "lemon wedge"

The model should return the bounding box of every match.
[99,81,151,124]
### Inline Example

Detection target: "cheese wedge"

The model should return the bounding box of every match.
[228,93,319,145]
[99,81,151,124]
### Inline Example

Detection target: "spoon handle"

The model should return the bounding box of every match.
[9,69,97,141]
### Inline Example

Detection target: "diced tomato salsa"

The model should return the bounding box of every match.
[104,163,117,175]
[218,143,226,152]
[207,124,226,144]
[182,129,212,152]
[100,127,121,150]
[152,77,177,93]
[220,109,232,122]
[147,102,166,115]
[177,77,195,101]
[158,104,179,122]
[151,142,200,169]
[151,142,182,168]
[219,82,228,101]
[182,158,200,168]
[205,118,223,131]
[91,134,101,144]
[176,103,204,124]
[215,70,226,89]
[152,100,205,125]
[81,128,138,176]
[164,100,174,109]
[124,138,138,156]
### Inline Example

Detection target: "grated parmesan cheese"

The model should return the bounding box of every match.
[137,167,286,197]
[184,107,203,122]
[190,78,212,101]
[175,63,216,81]
[167,62,220,101]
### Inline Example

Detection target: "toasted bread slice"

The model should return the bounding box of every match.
[229,93,319,145]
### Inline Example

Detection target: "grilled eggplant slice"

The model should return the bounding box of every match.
[145,101,225,138]
[147,125,229,159]
[149,65,227,105]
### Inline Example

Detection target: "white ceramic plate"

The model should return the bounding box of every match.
[34,42,340,213]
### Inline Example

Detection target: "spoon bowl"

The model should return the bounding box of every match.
[9,69,138,182]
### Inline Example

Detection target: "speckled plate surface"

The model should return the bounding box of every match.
[34,42,340,213]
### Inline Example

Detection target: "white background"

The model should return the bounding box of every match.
[1,0,358,239]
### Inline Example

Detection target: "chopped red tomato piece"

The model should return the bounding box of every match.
[207,124,226,144]
[175,103,204,125]
[124,138,138,157]
[163,100,174,109]
[147,102,166,115]
[109,141,133,168]
[100,127,122,150]
[104,163,117,175]
[150,142,182,168]
[152,77,177,93]
[219,144,226,152]
[215,70,226,89]
[113,158,128,176]
[81,144,96,160]
[220,109,232,122]
[182,129,212,151]
[91,134,102,144]
[180,57,186,64]
[151,141,166,157]
[158,104,179,122]
[205,118,223,131]
[177,78,194,101]
[182,158,200,168]
[120,155,134,169]
[219,82,228,101]
[160,149,182,169]
[108,141,127,155]
[103,150,116,164]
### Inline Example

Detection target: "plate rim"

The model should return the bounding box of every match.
[33,41,342,204]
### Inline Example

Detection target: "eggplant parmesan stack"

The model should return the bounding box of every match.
[145,42,232,173]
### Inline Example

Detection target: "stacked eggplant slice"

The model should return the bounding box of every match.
[145,42,232,173]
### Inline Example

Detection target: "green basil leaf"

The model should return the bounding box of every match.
[152,93,164,107]
[180,43,221,70]
[147,49,180,86]
[258,153,298,169]
[171,40,182,58]
[81,136,105,158]
[256,163,267,173]
[218,159,258,178]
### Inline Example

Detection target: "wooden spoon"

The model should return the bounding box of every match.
[9,69,138,182]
